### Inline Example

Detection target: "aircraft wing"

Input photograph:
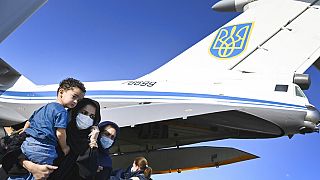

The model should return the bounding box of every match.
[112,146,258,174]
[0,0,47,43]
[106,106,277,173]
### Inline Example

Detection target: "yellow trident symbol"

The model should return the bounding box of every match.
[210,23,253,59]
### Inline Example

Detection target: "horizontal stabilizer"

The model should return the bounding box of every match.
[0,58,20,86]
[111,146,258,174]
[0,0,47,43]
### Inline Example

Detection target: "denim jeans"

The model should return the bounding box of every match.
[7,173,34,180]
[21,137,57,165]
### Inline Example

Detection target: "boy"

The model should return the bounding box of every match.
[20,78,86,167]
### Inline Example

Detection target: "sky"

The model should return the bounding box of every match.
[0,0,319,179]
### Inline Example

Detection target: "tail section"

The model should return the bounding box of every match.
[140,0,320,82]
[0,58,36,90]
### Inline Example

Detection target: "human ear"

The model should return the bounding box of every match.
[59,89,64,98]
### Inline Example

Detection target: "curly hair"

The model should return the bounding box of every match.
[57,77,86,95]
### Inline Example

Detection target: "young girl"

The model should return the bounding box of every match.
[111,157,152,180]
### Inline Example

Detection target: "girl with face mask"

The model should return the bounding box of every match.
[110,157,152,180]
[95,121,120,180]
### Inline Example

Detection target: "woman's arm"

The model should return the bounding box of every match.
[21,159,57,180]
[88,126,100,148]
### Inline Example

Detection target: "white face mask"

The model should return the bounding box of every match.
[130,164,139,172]
[99,135,114,149]
[76,113,94,130]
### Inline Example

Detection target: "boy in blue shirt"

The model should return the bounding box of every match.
[19,78,86,175]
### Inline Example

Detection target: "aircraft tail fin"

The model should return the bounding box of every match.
[140,0,320,82]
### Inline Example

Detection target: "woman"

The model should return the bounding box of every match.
[111,157,152,180]
[3,98,102,179]
[29,99,120,180]
[48,97,102,179]
[95,121,120,180]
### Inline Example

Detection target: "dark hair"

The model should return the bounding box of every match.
[98,121,120,137]
[68,98,101,125]
[57,77,86,95]
[134,157,152,179]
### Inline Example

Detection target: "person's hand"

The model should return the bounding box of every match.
[96,165,103,172]
[62,145,70,156]
[33,164,58,180]
[88,126,99,148]
[130,177,140,180]
[23,160,58,180]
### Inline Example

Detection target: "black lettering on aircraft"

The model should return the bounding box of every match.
[122,81,157,87]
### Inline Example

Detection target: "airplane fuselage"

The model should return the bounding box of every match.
[1,77,318,139]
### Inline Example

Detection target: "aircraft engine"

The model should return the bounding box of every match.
[300,105,320,134]
[212,0,256,12]
[293,74,311,90]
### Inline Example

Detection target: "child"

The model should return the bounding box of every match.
[20,78,86,167]
[110,157,152,180]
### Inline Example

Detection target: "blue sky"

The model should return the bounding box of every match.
[0,0,319,179]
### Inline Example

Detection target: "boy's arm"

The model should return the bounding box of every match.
[56,128,70,155]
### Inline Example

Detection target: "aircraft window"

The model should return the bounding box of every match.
[275,85,288,92]
[295,86,306,97]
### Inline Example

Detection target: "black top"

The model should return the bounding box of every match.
[110,166,150,180]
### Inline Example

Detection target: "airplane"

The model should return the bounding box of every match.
[0,0,320,175]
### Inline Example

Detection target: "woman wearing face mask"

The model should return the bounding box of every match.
[47,97,102,180]
[2,98,102,180]
[95,121,120,180]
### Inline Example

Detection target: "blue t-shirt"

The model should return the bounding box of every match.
[25,102,68,146]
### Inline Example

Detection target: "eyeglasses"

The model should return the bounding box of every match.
[103,131,116,140]
[80,110,96,119]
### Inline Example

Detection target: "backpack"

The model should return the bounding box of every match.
[0,132,26,164]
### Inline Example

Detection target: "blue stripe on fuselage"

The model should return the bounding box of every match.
[0,90,306,109]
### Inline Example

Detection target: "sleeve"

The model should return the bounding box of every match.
[95,167,112,180]
[48,150,77,180]
[2,148,29,176]
[54,111,68,129]
[27,110,37,123]
[76,147,99,179]
[110,168,126,180]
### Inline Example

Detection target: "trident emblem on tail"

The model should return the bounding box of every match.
[210,23,253,59]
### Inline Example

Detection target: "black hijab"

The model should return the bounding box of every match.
[67,98,101,155]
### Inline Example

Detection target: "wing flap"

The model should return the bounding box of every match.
[111,146,258,174]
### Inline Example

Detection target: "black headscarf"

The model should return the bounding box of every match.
[67,98,101,155]
[97,121,120,167]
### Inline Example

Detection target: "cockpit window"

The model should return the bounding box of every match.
[295,86,306,97]
[275,85,288,92]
